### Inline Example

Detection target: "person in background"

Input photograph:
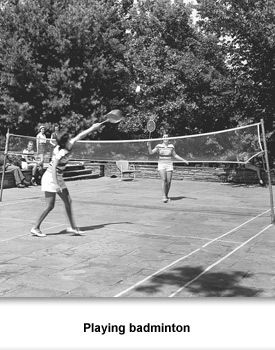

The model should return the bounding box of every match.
[22,140,40,186]
[36,125,47,162]
[4,155,30,188]
[147,133,189,203]
[244,154,265,186]
[238,152,265,186]
[50,124,60,147]
[30,121,102,237]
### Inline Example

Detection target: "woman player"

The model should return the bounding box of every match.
[31,122,101,237]
[148,133,189,203]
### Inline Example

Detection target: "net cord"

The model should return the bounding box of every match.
[79,122,262,144]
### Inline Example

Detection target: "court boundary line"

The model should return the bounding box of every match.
[102,227,242,244]
[0,197,66,207]
[0,216,241,246]
[2,196,266,213]
[0,187,268,214]
[114,208,270,297]
[0,217,64,225]
[1,216,239,244]
[169,223,273,297]
[0,224,65,243]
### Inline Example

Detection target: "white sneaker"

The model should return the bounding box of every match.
[66,227,84,235]
[31,227,46,237]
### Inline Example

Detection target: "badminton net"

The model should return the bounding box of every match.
[6,123,263,164]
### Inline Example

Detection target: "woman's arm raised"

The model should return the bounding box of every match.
[70,123,102,146]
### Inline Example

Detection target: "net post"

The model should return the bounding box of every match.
[0,129,10,202]
[260,119,275,223]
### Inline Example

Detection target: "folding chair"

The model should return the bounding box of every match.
[116,160,136,181]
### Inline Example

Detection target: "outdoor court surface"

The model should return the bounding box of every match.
[0,176,274,298]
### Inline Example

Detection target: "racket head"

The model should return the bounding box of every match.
[146,120,156,133]
[106,109,123,123]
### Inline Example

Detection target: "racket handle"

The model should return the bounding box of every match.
[99,119,109,126]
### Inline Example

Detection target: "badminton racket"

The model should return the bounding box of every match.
[146,119,156,139]
[99,109,124,126]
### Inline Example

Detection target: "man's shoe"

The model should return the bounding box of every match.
[31,178,38,186]
[31,227,46,237]
[23,180,30,187]
[17,183,25,188]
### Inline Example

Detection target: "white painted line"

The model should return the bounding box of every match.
[0,192,268,215]
[182,204,268,211]
[0,217,63,225]
[114,208,270,297]
[114,248,201,297]
[0,198,41,206]
[0,196,65,207]
[104,227,242,244]
[169,223,273,297]
[0,224,65,243]
[202,208,270,248]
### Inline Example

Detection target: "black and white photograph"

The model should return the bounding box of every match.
[0,0,274,348]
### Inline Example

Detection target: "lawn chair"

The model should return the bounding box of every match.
[116,160,136,181]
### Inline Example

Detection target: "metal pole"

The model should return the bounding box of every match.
[0,129,10,202]
[261,119,275,223]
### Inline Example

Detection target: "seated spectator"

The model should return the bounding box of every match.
[22,141,40,185]
[238,152,265,186]
[4,154,30,188]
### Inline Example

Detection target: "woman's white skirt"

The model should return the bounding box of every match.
[41,169,67,192]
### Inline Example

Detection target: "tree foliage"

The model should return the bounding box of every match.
[121,0,234,137]
[0,0,130,139]
[196,0,275,130]
[0,0,274,144]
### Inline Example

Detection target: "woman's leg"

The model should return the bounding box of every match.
[57,188,77,229]
[166,171,173,198]
[159,169,168,201]
[30,162,38,177]
[33,192,56,229]
[245,163,264,185]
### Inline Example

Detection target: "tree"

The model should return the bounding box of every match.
[196,0,275,130]
[0,0,247,143]
[120,0,235,137]
[0,0,130,139]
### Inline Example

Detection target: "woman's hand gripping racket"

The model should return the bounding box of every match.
[99,109,124,126]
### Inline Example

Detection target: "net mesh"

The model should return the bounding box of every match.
[6,123,263,164]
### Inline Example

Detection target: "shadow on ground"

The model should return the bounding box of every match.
[47,221,132,235]
[223,183,266,189]
[135,266,262,297]
[169,196,197,201]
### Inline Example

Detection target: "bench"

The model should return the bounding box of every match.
[83,161,105,177]
[0,169,33,189]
